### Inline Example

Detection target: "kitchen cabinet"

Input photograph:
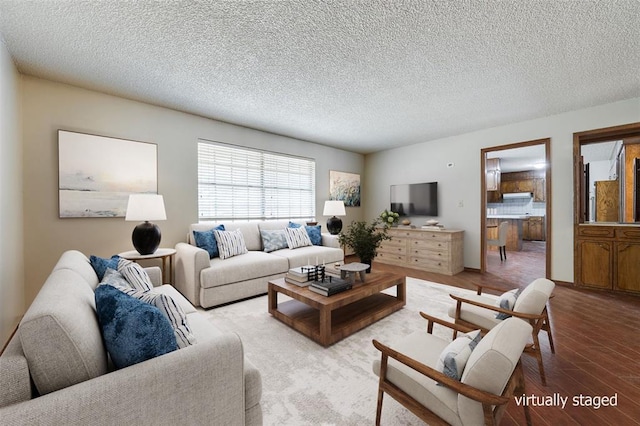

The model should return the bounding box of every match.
[533,178,545,202]
[486,158,501,191]
[498,171,545,201]
[575,225,640,294]
[528,216,545,241]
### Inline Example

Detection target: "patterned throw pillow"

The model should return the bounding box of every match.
[213,229,249,260]
[436,330,482,381]
[89,254,121,281]
[95,285,177,369]
[495,288,523,320]
[117,258,154,291]
[260,229,289,253]
[288,222,322,245]
[193,224,225,258]
[284,226,313,249]
[99,272,196,349]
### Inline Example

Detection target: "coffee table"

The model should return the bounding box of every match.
[268,271,406,347]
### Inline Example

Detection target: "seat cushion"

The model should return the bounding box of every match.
[200,251,289,289]
[19,269,108,395]
[448,293,502,330]
[271,246,344,269]
[373,330,462,426]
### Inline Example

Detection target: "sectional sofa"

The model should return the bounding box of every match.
[175,220,344,308]
[0,250,262,425]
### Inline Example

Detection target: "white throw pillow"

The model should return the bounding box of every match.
[117,258,154,291]
[495,288,522,319]
[284,226,312,249]
[214,229,249,259]
[436,330,482,381]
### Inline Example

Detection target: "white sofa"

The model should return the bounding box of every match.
[175,220,344,308]
[0,250,262,425]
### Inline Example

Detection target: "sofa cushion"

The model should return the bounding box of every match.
[192,222,262,251]
[284,226,312,249]
[214,229,249,259]
[53,250,100,289]
[495,288,522,320]
[194,224,225,258]
[95,285,178,369]
[117,258,154,291]
[260,229,289,253]
[271,245,344,269]
[201,251,289,289]
[89,254,121,281]
[19,269,108,395]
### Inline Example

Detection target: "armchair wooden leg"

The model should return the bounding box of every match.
[376,353,389,426]
[529,331,547,386]
[515,363,532,426]
[542,306,555,354]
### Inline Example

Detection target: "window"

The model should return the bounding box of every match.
[198,140,316,221]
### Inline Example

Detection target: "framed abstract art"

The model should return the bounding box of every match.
[329,170,360,207]
[58,130,158,218]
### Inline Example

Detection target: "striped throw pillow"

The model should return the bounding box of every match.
[117,258,154,291]
[100,270,196,348]
[213,229,249,260]
[284,226,312,249]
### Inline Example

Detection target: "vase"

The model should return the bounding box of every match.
[361,258,372,273]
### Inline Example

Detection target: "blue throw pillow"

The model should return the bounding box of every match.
[193,224,225,258]
[95,285,177,369]
[288,222,322,246]
[90,255,121,281]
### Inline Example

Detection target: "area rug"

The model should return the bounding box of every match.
[201,277,477,425]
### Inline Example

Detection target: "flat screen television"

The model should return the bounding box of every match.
[390,182,438,217]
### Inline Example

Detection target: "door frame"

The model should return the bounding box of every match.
[480,138,552,278]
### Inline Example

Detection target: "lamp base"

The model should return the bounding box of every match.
[132,221,161,255]
[326,216,343,235]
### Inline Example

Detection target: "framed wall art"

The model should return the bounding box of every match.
[58,130,158,218]
[329,170,361,207]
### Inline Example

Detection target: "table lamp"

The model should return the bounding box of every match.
[323,200,346,235]
[125,194,167,255]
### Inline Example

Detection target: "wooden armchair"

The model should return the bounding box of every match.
[372,313,532,426]
[448,278,555,385]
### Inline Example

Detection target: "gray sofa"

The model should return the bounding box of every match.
[0,250,262,425]
[175,220,344,308]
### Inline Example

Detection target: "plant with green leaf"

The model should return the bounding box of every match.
[379,209,400,227]
[338,214,393,269]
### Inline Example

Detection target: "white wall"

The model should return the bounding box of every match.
[21,76,364,306]
[365,97,640,283]
[0,39,23,346]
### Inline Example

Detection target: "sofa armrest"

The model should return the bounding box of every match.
[144,266,162,287]
[0,333,247,425]
[321,233,341,248]
[174,242,210,307]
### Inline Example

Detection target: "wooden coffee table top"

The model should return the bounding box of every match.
[268,270,406,346]
[270,270,404,308]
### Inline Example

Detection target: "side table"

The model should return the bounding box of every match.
[118,248,177,284]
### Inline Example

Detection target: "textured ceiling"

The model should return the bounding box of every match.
[0,1,638,154]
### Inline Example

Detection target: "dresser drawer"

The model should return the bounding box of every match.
[378,244,407,256]
[411,231,450,242]
[376,252,407,263]
[410,239,448,252]
[387,229,413,239]
[409,256,450,273]
[410,248,448,262]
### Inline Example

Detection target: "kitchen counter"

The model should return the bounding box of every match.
[487,214,545,219]
[487,217,523,251]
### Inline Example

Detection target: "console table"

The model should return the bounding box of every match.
[376,228,464,275]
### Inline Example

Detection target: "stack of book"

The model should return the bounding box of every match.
[284,266,313,286]
[308,277,352,296]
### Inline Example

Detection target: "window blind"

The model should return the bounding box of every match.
[198,141,316,221]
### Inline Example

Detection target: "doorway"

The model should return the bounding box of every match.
[480,139,551,285]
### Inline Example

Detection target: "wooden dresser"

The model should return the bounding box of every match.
[376,228,464,275]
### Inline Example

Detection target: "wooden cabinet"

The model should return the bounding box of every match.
[575,225,640,294]
[499,171,545,202]
[595,180,619,222]
[377,228,464,275]
[528,216,545,241]
[486,158,501,191]
[533,178,545,202]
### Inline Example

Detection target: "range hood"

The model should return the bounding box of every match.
[502,192,533,199]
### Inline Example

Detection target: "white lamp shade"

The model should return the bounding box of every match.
[323,200,346,216]
[125,194,167,221]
